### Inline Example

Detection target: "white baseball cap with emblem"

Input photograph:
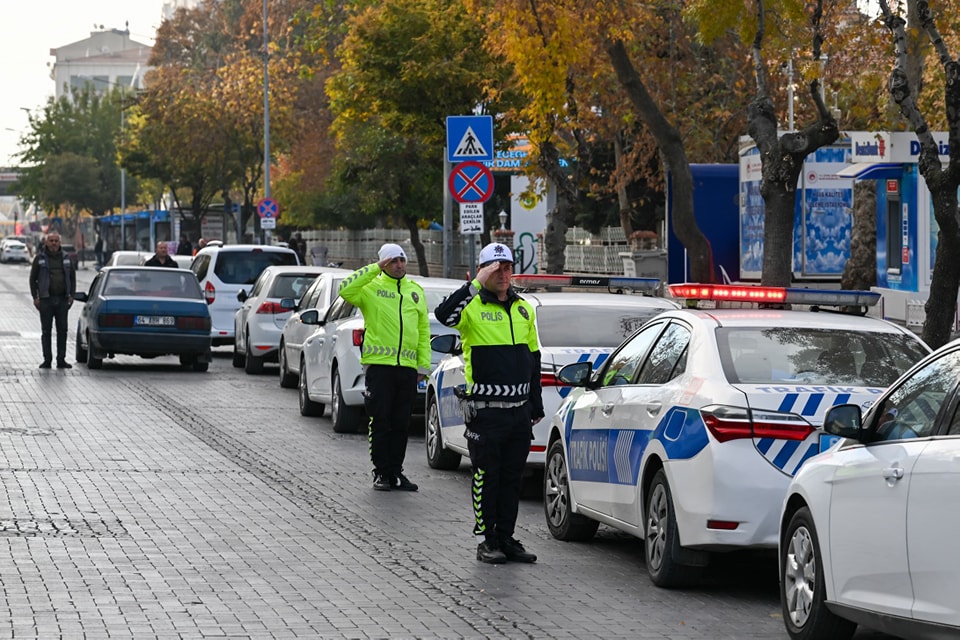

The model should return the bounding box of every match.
[378,243,407,261]
[478,242,514,265]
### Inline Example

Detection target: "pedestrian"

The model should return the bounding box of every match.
[193,238,207,256]
[338,243,429,492]
[291,232,307,264]
[94,233,104,270]
[29,231,76,369]
[144,241,179,268]
[176,233,193,256]
[434,242,544,564]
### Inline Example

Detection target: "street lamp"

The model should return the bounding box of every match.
[498,210,508,230]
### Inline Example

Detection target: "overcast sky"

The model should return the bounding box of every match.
[1,1,165,167]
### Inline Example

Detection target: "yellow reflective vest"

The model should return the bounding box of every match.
[338,264,431,373]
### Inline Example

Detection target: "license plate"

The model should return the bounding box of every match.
[135,315,175,326]
[819,433,841,453]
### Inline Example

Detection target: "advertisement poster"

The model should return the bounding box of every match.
[800,146,853,276]
[739,147,764,277]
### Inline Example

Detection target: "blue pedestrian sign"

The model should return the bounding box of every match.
[446,115,494,163]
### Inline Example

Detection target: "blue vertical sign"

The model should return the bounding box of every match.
[446,116,494,163]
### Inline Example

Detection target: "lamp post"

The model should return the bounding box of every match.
[498,210,507,230]
[262,0,271,245]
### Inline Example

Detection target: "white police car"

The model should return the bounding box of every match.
[543,283,930,588]
[425,275,679,473]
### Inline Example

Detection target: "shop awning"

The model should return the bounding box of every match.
[836,162,902,180]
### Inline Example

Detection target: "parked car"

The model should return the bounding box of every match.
[542,283,930,588]
[425,275,679,473]
[277,269,350,388]
[298,276,463,433]
[779,337,960,640]
[105,250,150,267]
[73,266,212,371]
[0,239,30,263]
[190,243,299,345]
[233,265,345,374]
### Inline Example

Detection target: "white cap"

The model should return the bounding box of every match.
[478,242,514,265]
[378,243,407,261]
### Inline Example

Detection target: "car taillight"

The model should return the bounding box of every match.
[540,371,562,386]
[98,313,133,328]
[256,301,285,314]
[352,328,365,347]
[204,281,215,304]
[176,316,211,331]
[700,404,814,443]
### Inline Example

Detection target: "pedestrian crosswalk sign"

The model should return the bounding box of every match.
[446,115,494,163]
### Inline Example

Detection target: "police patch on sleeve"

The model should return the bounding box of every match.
[518,306,529,320]
[412,292,420,304]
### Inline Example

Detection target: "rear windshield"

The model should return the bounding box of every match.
[423,286,461,311]
[717,327,929,387]
[536,305,664,348]
[103,270,202,299]
[268,273,320,299]
[214,250,297,284]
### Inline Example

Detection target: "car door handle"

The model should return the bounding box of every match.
[882,467,904,481]
[646,402,662,417]
[601,403,615,416]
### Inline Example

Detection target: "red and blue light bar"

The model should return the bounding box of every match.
[668,283,880,307]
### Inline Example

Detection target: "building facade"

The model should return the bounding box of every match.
[50,28,152,99]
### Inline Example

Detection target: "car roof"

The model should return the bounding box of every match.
[523,291,679,309]
[655,307,918,334]
[261,265,350,276]
[197,243,296,255]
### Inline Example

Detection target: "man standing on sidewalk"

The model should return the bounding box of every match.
[29,231,76,369]
[434,242,544,564]
[338,243,430,491]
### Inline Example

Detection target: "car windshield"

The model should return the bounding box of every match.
[423,286,460,311]
[717,327,929,387]
[536,305,663,348]
[269,273,320,299]
[103,270,203,299]
[214,251,298,284]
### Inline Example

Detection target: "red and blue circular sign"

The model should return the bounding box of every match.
[449,161,494,204]
[256,197,279,219]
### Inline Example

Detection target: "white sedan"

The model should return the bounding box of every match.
[298,276,463,433]
[779,337,960,640]
[425,275,678,473]
[544,284,930,588]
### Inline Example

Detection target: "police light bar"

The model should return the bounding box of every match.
[668,283,880,307]
[513,274,660,293]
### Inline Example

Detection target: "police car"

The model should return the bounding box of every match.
[425,275,679,473]
[542,283,930,588]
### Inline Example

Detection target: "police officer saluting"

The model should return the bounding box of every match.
[435,242,544,564]
[339,243,429,492]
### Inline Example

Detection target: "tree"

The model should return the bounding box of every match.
[878,0,960,348]
[15,87,136,219]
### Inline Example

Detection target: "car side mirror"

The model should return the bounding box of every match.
[280,297,295,310]
[300,309,320,325]
[558,361,593,387]
[237,290,248,302]
[822,404,862,440]
[74,292,88,302]
[431,334,458,354]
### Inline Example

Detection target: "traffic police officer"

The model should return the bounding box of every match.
[435,242,544,564]
[339,243,430,491]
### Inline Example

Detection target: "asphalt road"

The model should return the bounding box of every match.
[0,262,897,639]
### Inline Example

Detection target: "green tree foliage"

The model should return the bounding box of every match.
[15,87,136,220]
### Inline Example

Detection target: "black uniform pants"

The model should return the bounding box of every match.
[364,364,418,478]
[466,404,532,540]
[39,295,70,363]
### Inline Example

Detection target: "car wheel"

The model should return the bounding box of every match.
[85,332,103,370]
[425,393,461,470]
[331,368,364,434]
[645,469,700,588]
[781,506,856,640]
[244,331,263,374]
[544,439,599,541]
[75,325,87,362]
[298,356,324,417]
[232,342,245,368]
[192,360,209,372]
[278,340,297,388]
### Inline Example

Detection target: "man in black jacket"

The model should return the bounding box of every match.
[144,241,179,268]
[29,232,76,369]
